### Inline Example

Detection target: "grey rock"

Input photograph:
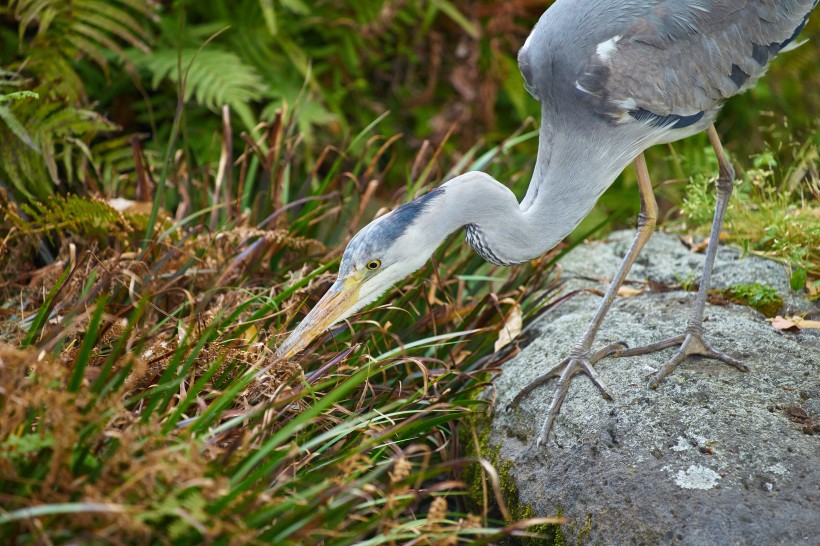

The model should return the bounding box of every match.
[557,230,815,316]
[489,230,820,546]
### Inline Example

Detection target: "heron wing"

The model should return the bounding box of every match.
[576,0,817,123]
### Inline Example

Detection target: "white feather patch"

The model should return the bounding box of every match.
[575,81,594,95]
[595,35,621,61]
[780,38,808,53]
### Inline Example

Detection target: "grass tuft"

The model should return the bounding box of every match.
[678,126,819,288]
[0,105,569,543]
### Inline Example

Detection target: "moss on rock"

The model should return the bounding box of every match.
[725,283,783,317]
[463,417,565,545]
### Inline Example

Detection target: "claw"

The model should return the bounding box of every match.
[581,360,614,400]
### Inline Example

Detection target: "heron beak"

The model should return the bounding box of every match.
[275,274,363,360]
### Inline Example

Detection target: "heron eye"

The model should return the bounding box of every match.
[366,260,381,270]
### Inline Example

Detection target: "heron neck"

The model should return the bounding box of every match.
[428,162,622,265]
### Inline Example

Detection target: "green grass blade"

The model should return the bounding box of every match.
[21,264,72,347]
[67,296,108,392]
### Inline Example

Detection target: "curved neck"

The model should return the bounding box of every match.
[419,159,624,265]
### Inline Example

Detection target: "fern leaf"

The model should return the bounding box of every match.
[0,98,118,199]
[133,47,267,126]
[79,0,153,51]
[19,194,141,245]
[0,106,39,152]
[12,0,157,84]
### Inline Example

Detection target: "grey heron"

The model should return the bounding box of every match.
[277,0,818,447]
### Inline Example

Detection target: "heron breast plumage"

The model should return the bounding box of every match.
[465,224,515,266]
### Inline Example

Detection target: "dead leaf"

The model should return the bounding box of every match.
[243,324,258,344]
[807,281,820,300]
[495,302,523,352]
[793,317,820,329]
[452,350,472,364]
[683,232,728,253]
[108,197,154,214]
[690,238,709,254]
[770,316,799,332]
[770,315,820,331]
[427,284,445,306]
[617,286,644,298]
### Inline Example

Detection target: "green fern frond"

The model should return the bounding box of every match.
[1,2,154,200]
[0,72,39,150]
[10,0,157,99]
[18,194,138,245]
[13,0,155,58]
[0,91,40,104]
[92,135,154,196]
[132,47,267,129]
[0,100,118,200]
[0,105,38,152]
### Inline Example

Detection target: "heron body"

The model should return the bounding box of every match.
[277,0,817,446]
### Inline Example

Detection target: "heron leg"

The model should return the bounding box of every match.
[613,124,748,388]
[508,153,658,448]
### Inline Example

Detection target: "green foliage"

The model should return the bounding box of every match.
[0,1,155,199]
[679,130,819,279]
[0,108,564,543]
[676,272,698,292]
[0,90,39,103]
[133,47,267,130]
[726,283,783,318]
[790,268,808,292]
[0,72,39,152]
[9,0,154,98]
[124,0,539,163]
[0,1,817,543]
[0,99,118,200]
[680,172,718,227]
[15,194,144,245]
[464,423,565,546]
[3,0,817,208]
[2,430,55,461]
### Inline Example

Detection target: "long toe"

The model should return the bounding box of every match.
[580,359,614,400]
[648,348,689,389]
[639,332,747,389]
[614,335,685,358]
[695,344,749,372]
[534,351,623,448]
[506,357,569,411]
[593,341,630,360]
[535,359,580,448]
[509,342,629,448]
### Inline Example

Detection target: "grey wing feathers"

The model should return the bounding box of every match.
[577,0,818,122]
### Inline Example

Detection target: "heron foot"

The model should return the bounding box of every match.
[614,330,747,389]
[506,342,626,449]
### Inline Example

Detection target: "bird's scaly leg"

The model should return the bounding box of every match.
[613,124,748,387]
[508,153,658,448]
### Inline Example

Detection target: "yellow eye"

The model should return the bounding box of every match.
[366,259,381,270]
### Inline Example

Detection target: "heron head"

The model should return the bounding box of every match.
[276,189,446,359]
